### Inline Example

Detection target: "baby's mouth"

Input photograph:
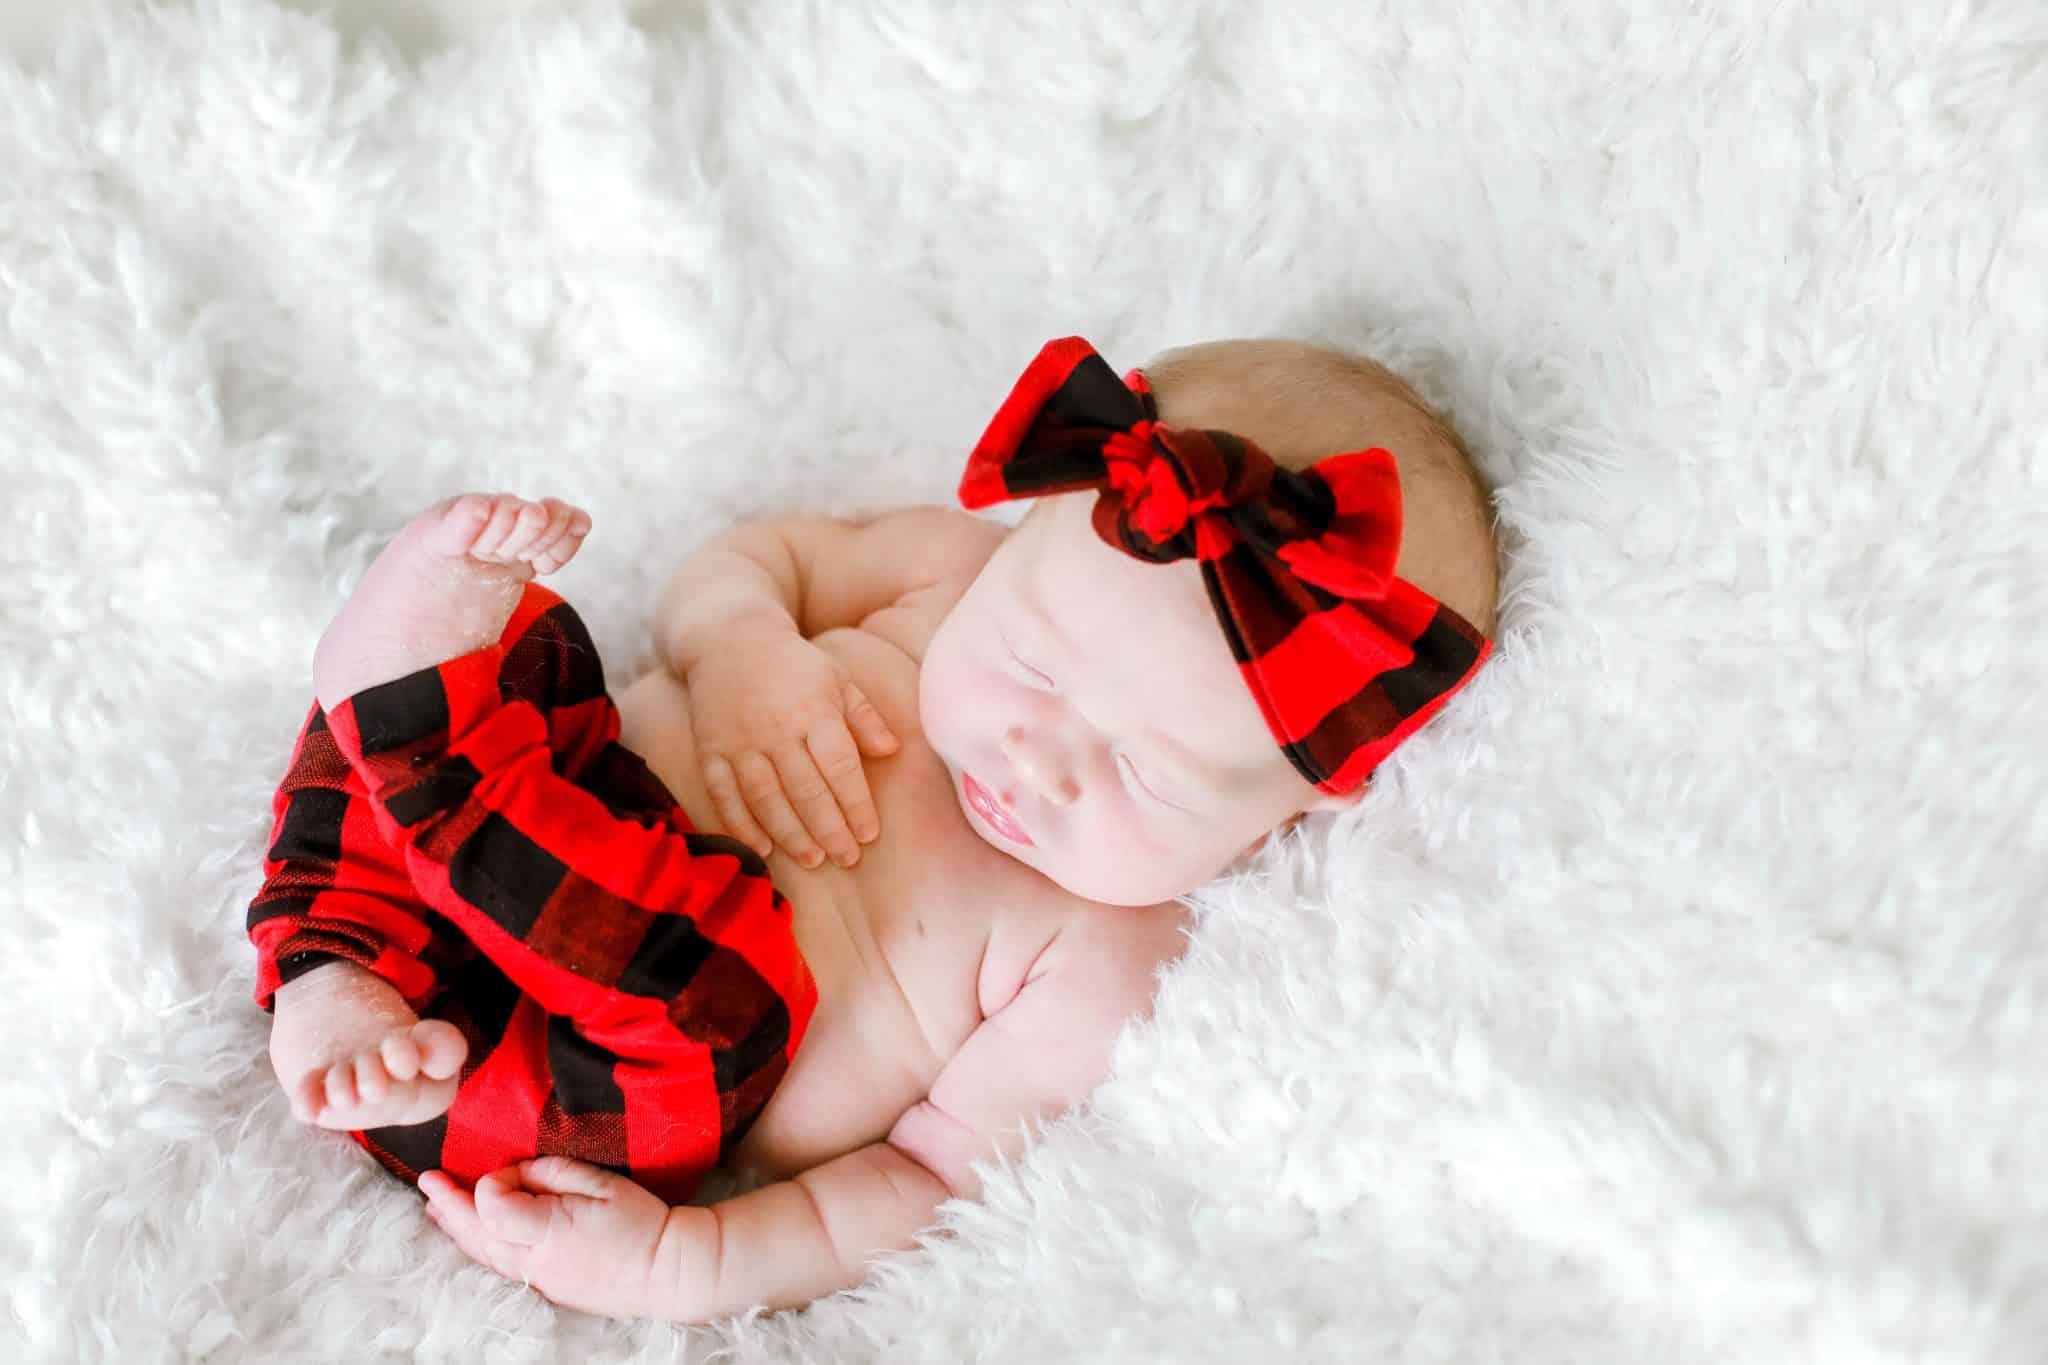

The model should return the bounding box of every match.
[962,772,1033,846]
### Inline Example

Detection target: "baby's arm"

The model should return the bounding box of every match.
[651,507,1004,866]
[649,911,1183,1321]
[655,506,1004,671]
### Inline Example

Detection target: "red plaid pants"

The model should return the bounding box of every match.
[247,582,815,1203]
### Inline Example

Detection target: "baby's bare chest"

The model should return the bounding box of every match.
[614,622,1077,1176]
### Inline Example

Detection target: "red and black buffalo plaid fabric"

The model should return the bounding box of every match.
[960,336,1493,794]
[247,581,815,1204]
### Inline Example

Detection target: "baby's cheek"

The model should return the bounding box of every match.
[918,650,973,742]
[1145,817,1241,889]
[1086,804,1174,871]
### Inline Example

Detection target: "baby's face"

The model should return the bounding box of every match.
[919,492,1345,905]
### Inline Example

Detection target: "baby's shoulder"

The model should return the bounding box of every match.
[890,504,1009,588]
[834,506,1008,661]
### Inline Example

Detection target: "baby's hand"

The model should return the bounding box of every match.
[419,1159,670,1320]
[683,621,899,868]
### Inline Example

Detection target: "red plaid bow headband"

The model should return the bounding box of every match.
[958,337,1492,795]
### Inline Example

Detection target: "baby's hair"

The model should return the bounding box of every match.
[1132,338,1500,636]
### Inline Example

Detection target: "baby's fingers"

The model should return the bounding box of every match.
[735,750,827,868]
[807,717,881,848]
[771,742,858,868]
[420,1172,531,1283]
[841,682,900,760]
[474,1166,554,1247]
[701,754,774,860]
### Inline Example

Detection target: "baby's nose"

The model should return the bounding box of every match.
[1002,726,1080,806]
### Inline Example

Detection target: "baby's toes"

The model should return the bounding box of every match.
[523,500,573,564]
[288,1069,330,1125]
[528,500,591,574]
[410,1019,470,1081]
[321,1058,362,1114]
[350,1049,394,1106]
[420,493,499,557]
[462,496,544,563]
[378,1028,424,1083]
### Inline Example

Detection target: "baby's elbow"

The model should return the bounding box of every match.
[885,1100,984,1202]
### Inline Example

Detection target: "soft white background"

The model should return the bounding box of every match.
[2,0,2042,1361]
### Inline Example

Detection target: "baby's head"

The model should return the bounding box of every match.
[919,338,1499,906]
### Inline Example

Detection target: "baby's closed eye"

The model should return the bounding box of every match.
[1118,754,1189,811]
[999,633,1052,689]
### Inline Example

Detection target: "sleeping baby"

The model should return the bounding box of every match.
[247,336,1499,1322]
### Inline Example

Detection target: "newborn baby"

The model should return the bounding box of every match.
[250,336,1499,1322]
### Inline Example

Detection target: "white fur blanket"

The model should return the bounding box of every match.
[3,1,2042,1360]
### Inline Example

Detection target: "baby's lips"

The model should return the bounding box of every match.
[963,771,1033,845]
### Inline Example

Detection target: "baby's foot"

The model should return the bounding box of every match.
[269,960,470,1130]
[312,493,592,713]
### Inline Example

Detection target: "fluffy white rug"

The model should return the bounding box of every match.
[3,0,2042,1360]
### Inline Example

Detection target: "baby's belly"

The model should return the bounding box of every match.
[612,639,1063,1180]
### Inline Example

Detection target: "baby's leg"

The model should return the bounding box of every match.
[312,493,590,715]
[275,493,590,1133]
[312,571,815,1198]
